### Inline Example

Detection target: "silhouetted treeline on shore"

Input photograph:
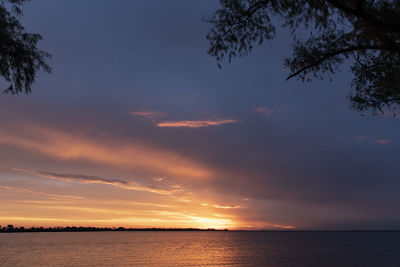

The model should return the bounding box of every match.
[0,225,228,233]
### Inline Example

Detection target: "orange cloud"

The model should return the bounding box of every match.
[156,119,237,128]
[0,125,211,180]
[0,185,83,200]
[213,204,242,209]
[130,110,237,128]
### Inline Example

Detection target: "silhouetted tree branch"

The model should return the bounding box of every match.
[286,44,397,80]
[326,0,400,34]
[206,0,400,112]
[0,0,51,94]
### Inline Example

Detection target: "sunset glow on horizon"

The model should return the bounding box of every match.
[0,123,294,230]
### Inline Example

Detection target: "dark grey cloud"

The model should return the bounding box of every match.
[38,171,129,185]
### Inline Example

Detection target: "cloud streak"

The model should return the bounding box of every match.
[376,139,391,144]
[0,185,83,200]
[130,110,238,128]
[254,107,274,117]
[156,119,237,128]
[213,204,242,209]
[130,111,165,119]
[273,225,296,229]
[11,168,173,195]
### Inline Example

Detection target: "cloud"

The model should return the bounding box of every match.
[0,185,83,200]
[130,111,165,119]
[130,110,237,128]
[376,139,391,144]
[11,168,173,195]
[254,107,274,117]
[354,137,392,144]
[213,204,242,209]
[156,119,237,128]
[354,136,367,141]
[0,125,211,180]
[273,225,296,229]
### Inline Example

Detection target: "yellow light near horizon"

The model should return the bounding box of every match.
[185,216,235,229]
[0,215,236,230]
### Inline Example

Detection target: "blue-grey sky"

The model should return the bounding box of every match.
[0,0,399,230]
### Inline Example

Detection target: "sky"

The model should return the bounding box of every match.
[0,0,399,230]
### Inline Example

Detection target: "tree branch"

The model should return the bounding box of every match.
[208,0,269,35]
[326,0,400,34]
[286,44,393,80]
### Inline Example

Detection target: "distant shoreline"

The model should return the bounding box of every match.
[0,226,228,233]
[1,225,399,233]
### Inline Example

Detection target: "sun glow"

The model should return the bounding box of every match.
[0,124,260,230]
[0,175,240,229]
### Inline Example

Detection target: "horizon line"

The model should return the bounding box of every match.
[1,225,400,232]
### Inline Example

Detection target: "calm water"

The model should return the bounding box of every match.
[1,231,400,266]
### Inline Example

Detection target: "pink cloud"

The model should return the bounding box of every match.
[254,107,274,117]
[354,136,367,141]
[376,139,391,144]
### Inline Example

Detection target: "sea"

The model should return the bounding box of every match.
[1,231,400,266]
